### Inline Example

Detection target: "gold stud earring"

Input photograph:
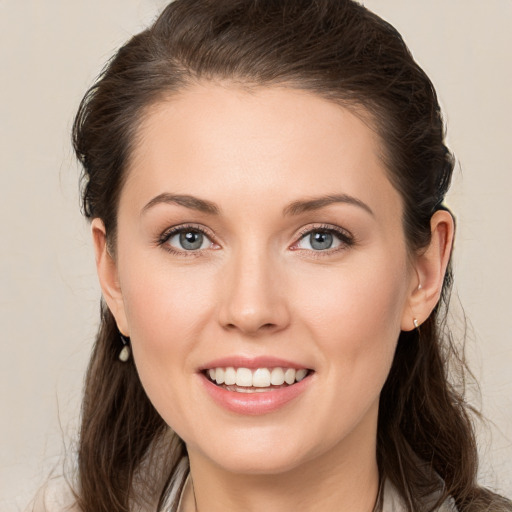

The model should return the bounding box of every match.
[413,318,420,329]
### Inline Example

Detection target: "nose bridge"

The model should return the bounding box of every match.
[219,241,289,335]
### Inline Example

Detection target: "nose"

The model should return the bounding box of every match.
[217,248,291,336]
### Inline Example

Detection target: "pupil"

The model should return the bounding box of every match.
[310,231,333,250]
[180,231,203,250]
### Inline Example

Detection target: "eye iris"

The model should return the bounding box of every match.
[310,231,333,250]
[179,231,203,250]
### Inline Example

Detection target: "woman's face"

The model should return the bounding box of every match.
[103,84,418,475]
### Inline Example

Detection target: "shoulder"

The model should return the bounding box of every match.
[24,476,79,512]
[382,479,458,512]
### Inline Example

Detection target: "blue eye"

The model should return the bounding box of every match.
[309,231,334,250]
[165,228,212,251]
[295,227,352,252]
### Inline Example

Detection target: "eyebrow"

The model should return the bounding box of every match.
[283,194,374,217]
[142,193,220,215]
[141,192,373,217]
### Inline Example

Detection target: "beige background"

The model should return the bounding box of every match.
[1,1,510,510]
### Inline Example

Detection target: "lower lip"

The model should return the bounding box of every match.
[200,373,312,415]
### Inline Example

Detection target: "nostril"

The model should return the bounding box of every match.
[224,322,277,333]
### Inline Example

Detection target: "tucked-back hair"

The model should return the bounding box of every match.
[73,1,511,511]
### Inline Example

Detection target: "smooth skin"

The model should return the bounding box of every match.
[92,83,453,512]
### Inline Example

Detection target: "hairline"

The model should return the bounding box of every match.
[112,77,411,251]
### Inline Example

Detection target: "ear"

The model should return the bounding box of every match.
[401,210,454,331]
[91,218,130,336]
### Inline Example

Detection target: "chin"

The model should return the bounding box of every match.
[211,450,311,476]
[187,427,331,477]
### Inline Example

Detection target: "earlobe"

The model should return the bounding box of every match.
[401,210,454,331]
[91,218,129,336]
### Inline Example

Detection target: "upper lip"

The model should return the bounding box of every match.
[198,355,312,371]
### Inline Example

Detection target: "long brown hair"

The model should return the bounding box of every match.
[73,1,511,511]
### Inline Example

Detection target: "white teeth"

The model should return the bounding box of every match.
[284,368,296,385]
[206,366,309,388]
[235,368,253,387]
[215,367,225,385]
[224,367,237,385]
[295,369,307,382]
[270,367,285,385]
[252,368,271,387]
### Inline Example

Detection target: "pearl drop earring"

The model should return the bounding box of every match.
[119,334,131,362]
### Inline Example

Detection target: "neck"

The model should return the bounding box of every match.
[182,407,380,512]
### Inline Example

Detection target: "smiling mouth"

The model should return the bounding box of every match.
[204,367,312,393]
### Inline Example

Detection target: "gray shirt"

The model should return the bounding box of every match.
[27,461,457,512]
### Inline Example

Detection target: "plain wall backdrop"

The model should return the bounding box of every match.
[1,1,511,510]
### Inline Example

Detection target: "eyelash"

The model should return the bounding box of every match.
[156,223,355,257]
[292,224,355,256]
[157,223,217,257]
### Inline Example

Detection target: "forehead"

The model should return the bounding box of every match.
[123,82,400,220]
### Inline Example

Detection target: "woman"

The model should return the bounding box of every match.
[31,0,512,511]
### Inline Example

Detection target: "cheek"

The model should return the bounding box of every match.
[289,257,408,444]
[118,257,220,414]
[118,260,220,431]
[293,253,409,370]
[122,259,216,344]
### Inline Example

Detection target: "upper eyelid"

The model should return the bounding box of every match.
[157,222,354,250]
[160,223,214,238]
[158,223,218,248]
[291,224,355,252]
[295,223,354,240]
